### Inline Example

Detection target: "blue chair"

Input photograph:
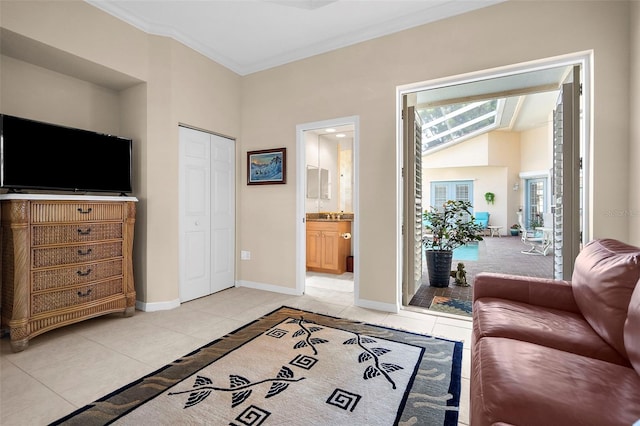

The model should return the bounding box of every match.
[474,212,490,235]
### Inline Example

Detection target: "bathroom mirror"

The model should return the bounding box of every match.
[307,165,330,199]
[306,166,319,198]
[303,125,354,213]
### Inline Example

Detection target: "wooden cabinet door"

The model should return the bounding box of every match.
[321,230,340,270]
[306,229,323,269]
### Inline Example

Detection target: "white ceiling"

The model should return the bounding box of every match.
[82,0,564,132]
[86,0,506,76]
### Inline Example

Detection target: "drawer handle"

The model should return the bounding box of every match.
[77,248,93,256]
[77,289,92,297]
[77,269,92,277]
[77,207,93,214]
[77,228,92,235]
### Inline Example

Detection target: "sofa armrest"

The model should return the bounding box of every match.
[473,272,581,314]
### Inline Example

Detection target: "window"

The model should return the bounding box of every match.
[430,180,474,211]
[420,99,503,153]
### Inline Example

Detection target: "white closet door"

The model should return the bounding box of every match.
[210,133,235,293]
[179,126,235,302]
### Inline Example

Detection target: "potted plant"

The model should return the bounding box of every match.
[529,214,543,229]
[510,223,521,236]
[484,192,495,204]
[423,200,484,287]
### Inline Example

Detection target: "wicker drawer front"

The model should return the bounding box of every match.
[33,242,123,268]
[31,202,124,223]
[32,259,124,291]
[32,223,123,246]
[31,278,124,315]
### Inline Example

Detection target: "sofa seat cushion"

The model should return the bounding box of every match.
[471,337,640,426]
[473,297,630,366]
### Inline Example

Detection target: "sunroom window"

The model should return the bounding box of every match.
[420,99,503,152]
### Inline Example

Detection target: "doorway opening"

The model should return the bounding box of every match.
[399,52,591,316]
[296,116,359,303]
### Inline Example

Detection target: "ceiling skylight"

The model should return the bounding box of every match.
[419,99,503,153]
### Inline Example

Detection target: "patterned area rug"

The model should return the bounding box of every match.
[51,306,463,426]
[429,296,473,317]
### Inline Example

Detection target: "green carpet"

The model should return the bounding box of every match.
[51,306,463,426]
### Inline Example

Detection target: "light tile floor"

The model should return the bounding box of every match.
[1,274,472,426]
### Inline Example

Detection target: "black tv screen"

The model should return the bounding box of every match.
[0,114,133,194]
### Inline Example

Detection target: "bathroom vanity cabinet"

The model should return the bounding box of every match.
[306,220,351,274]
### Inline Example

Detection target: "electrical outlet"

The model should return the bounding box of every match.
[241,250,251,260]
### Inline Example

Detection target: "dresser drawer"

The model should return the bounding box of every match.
[32,259,124,291]
[32,241,123,268]
[31,202,125,223]
[31,278,124,315]
[32,222,123,246]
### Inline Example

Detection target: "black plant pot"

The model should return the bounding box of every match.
[425,250,454,288]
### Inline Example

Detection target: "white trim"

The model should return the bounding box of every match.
[519,170,550,179]
[296,116,360,301]
[396,51,592,308]
[135,298,181,312]
[0,193,138,201]
[236,280,302,296]
[355,298,398,314]
[397,51,593,96]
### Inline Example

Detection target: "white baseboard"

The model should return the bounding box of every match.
[134,286,397,315]
[355,298,399,314]
[135,298,181,312]
[236,280,302,296]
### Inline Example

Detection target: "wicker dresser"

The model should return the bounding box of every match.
[0,195,137,352]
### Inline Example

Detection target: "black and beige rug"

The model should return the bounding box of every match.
[51,306,463,426]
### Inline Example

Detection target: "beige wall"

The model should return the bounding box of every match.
[423,131,522,234]
[0,0,240,307]
[240,1,633,306]
[520,126,551,174]
[488,131,525,228]
[425,134,490,167]
[630,0,640,246]
[1,1,636,309]
[0,55,121,134]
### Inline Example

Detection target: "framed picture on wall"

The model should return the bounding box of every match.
[247,148,286,185]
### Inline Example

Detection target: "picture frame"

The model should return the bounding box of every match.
[247,148,287,185]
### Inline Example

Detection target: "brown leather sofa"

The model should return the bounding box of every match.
[471,238,640,426]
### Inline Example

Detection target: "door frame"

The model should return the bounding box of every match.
[396,51,592,308]
[296,116,360,299]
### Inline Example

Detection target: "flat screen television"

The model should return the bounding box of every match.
[0,114,133,194]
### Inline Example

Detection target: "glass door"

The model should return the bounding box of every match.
[525,178,546,228]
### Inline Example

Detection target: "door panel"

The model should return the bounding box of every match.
[553,65,581,280]
[525,178,546,227]
[179,126,212,302]
[306,230,322,268]
[321,230,340,270]
[179,127,235,302]
[211,135,235,293]
[402,104,423,305]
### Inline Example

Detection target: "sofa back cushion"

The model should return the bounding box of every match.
[572,239,640,359]
[624,279,640,374]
